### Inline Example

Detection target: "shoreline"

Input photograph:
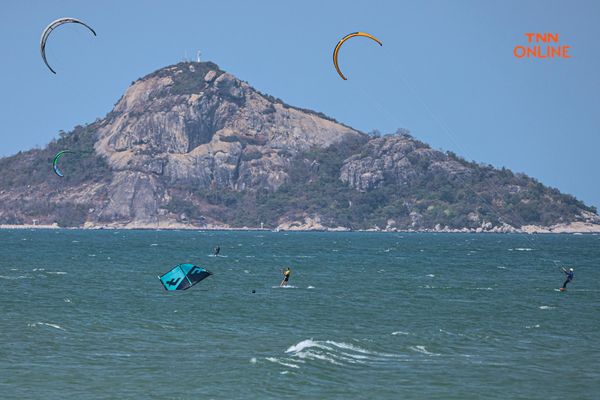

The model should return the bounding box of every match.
[2,223,600,234]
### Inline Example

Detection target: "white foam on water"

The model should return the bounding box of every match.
[497,266,507,269]
[339,351,369,361]
[283,338,401,367]
[280,371,289,375]
[10,268,18,271]
[72,240,79,243]
[150,243,159,246]
[295,351,343,365]
[526,324,540,329]
[391,331,409,335]
[249,357,257,364]
[28,322,66,331]
[33,268,45,272]
[92,352,131,358]
[426,274,435,278]
[46,271,67,275]
[286,339,333,353]
[539,306,555,310]
[307,286,315,289]
[265,357,300,368]
[410,345,440,356]
[244,270,250,274]
[272,285,297,289]
[88,254,96,257]
[325,340,375,355]
[63,298,71,303]
[509,248,534,251]
[0,275,28,280]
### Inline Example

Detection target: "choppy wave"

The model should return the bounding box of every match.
[391,331,410,336]
[272,339,401,369]
[92,352,131,358]
[0,274,28,280]
[409,345,440,356]
[28,322,66,331]
[265,357,301,369]
[539,306,555,310]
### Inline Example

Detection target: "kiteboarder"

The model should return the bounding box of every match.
[214,245,220,256]
[280,267,291,287]
[560,267,574,291]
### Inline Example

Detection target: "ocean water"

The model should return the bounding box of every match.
[0,230,599,399]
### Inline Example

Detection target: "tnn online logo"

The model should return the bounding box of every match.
[514,33,571,59]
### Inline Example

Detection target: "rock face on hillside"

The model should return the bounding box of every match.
[91,62,360,224]
[0,61,598,232]
[340,135,470,191]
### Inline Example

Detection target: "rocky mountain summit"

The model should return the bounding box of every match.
[0,61,598,232]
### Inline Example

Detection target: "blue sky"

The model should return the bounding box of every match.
[1,0,598,208]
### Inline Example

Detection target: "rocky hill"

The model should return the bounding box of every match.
[0,61,598,232]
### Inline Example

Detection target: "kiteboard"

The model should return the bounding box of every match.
[559,288,566,292]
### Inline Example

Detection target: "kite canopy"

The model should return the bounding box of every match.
[159,264,212,291]
[333,32,382,80]
[40,17,97,74]
[52,150,74,177]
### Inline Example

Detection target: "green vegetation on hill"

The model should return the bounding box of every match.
[175,135,595,230]
[0,124,111,226]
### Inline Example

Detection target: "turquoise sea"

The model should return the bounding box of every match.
[0,230,598,399]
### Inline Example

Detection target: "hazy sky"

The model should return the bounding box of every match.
[1,0,598,207]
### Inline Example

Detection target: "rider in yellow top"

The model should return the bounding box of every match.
[280,267,291,287]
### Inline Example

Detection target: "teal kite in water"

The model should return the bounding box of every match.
[158,264,212,291]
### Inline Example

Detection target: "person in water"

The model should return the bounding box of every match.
[280,267,291,287]
[561,267,574,290]
[214,245,220,256]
